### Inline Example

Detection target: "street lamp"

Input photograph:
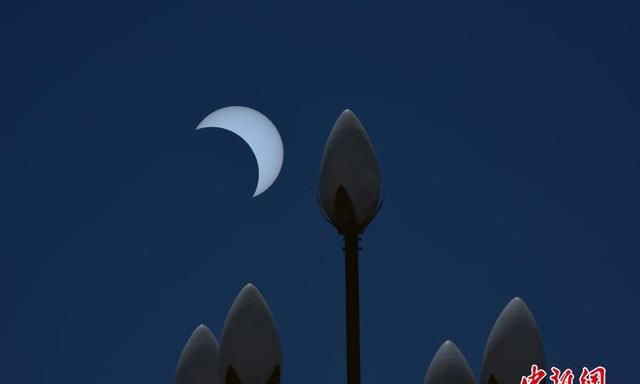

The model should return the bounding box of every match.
[174,110,549,384]
[318,109,383,384]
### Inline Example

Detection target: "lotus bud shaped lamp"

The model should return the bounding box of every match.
[318,109,382,384]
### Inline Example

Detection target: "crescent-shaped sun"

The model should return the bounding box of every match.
[196,106,284,197]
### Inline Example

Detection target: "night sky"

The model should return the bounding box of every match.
[2,1,639,383]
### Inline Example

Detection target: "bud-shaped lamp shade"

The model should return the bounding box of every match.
[480,298,546,384]
[424,341,476,384]
[319,109,382,234]
[175,325,221,384]
[219,284,282,384]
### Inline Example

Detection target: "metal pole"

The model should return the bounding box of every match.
[343,233,361,384]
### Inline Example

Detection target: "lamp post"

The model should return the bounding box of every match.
[318,110,382,384]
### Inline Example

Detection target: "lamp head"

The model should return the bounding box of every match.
[319,109,382,235]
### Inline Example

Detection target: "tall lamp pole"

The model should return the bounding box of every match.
[319,110,382,384]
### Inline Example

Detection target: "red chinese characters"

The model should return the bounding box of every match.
[521,365,547,384]
[550,367,575,384]
[521,365,606,384]
[579,367,606,384]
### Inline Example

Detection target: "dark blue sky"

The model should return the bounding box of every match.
[2,1,639,383]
